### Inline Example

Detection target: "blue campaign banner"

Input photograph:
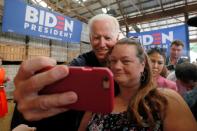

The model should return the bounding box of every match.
[2,0,82,43]
[128,24,190,57]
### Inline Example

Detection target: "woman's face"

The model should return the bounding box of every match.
[109,44,145,87]
[149,52,165,78]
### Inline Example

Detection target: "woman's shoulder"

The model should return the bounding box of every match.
[157,89,197,130]
[157,88,185,108]
[157,88,181,100]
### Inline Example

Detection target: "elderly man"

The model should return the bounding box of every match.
[11,14,120,130]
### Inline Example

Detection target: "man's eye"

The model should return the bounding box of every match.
[122,60,131,64]
[158,62,164,65]
[94,37,100,39]
[105,37,111,40]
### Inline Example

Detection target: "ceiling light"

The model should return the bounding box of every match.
[102,8,108,14]
[73,0,87,4]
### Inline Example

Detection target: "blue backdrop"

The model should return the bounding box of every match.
[128,24,190,57]
[2,0,82,43]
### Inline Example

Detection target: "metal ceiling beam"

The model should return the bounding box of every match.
[119,3,197,26]
[116,0,129,35]
[185,0,188,5]
[97,0,108,14]
[129,0,143,15]
[79,0,151,16]
[43,0,88,22]
[123,0,195,18]
[79,0,95,16]
[156,0,164,11]
[98,0,106,8]
[190,38,197,43]
[43,0,64,13]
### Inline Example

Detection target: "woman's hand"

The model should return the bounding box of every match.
[14,56,78,121]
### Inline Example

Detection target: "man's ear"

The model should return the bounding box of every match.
[89,34,92,43]
[142,60,146,68]
[140,60,146,73]
[116,34,120,41]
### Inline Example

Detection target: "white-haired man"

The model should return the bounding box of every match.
[11,14,120,130]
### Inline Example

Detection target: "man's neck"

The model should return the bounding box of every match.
[98,60,107,67]
[170,57,179,65]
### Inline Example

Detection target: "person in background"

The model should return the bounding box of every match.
[166,69,187,95]
[0,57,10,84]
[11,14,120,131]
[175,62,197,120]
[167,61,190,96]
[147,48,177,91]
[78,38,197,131]
[167,15,197,96]
[185,15,197,120]
[166,40,184,71]
[0,57,10,117]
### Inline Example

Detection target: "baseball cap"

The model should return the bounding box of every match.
[187,16,197,27]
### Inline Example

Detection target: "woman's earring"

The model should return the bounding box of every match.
[140,72,145,82]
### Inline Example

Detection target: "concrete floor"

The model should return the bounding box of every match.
[0,100,15,131]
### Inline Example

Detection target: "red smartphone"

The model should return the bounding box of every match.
[39,66,114,114]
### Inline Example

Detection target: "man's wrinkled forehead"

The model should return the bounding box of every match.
[171,44,183,49]
[91,20,118,35]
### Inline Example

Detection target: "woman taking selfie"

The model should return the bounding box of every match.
[78,38,197,131]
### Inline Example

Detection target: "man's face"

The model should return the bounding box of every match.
[170,44,183,59]
[90,20,118,62]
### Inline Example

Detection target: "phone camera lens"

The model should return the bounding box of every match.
[103,76,109,89]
